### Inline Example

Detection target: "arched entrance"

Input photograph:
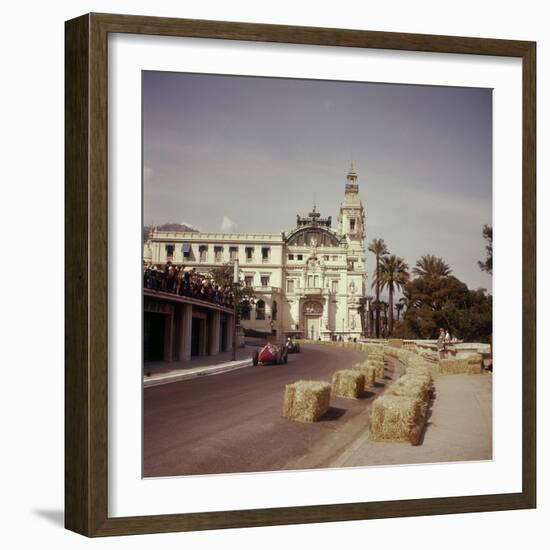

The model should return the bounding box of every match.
[303,300,323,340]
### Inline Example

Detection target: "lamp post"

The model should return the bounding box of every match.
[232,260,239,361]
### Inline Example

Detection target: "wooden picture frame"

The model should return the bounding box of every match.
[65,12,536,537]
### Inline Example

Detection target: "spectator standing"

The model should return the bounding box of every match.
[437,327,446,359]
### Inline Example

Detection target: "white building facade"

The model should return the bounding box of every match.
[144,167,367,341]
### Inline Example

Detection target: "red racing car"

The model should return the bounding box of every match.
[252,341,288,366]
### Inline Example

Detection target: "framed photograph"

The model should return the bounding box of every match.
[65,13,536,537]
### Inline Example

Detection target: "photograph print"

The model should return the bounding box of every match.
[142,71,493,478]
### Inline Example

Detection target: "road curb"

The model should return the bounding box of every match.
[144,358,252,388]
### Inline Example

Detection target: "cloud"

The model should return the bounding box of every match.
[220,215,238,233]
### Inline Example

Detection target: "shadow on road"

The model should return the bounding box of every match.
[360,389,376,399]
[319,407,347,421]
[414,389,436,446]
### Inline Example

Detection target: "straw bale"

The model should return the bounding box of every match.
[439,357,484,375]
[405,365,433,380]
[370,394,426,443]
[388,339,404,348]
[282,380,331,422]
[467,353,484,367]
[352,363,376,387]
[370,359,385,379]
[366,344,384,356]
[332,369,365,399]
[386,374,432,402]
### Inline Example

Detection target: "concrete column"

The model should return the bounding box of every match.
[177,303,193,361]
[209,310,221,356]
[199,319,207,356]
[163,313,174,362]
[225,313,233,352]
[321,298,329,330]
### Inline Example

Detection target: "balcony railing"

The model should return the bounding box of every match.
[253,286,283,293]
[303,287,324,295]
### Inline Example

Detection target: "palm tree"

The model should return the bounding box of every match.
[478,224,493,275]
[379,301,389,337]
[356,297,367,337]
[395,301,405,322]
[412,254,452,278]
[368,238,389,337]
[374,255,409,334]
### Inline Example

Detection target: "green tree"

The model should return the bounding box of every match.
[379,301,389,337]
[412,254,452,277]
[367,238,389,338]
[372,254,409,334]
[356,297,367,337]
[208,263,256,318]
[395,300,405,322]
[397,274,492,342]
[478,224,493,275]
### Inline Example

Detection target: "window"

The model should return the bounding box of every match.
[307,275,313,288]
[261,275,270,287]
[240,301,251,320]
[324,255,329,261]
[214,246,223,263]
[350,218,356,232]
[245,247,254,262]
[287,279,295,293]
[165,244,175,260]
[314,275,319,288]
[261,247,270,262]
[244,275,253,287]
[199,245,208,262]
[256,300,265,320]
[182,243,191,258]
[331,280,339,293]
[288,254,294,261]
[297,254,303,261]
[229,246,238,261]
[272,301,277,321]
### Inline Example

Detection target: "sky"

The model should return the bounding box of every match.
[142,71,493,293]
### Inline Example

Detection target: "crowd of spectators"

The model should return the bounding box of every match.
[143,263,235,308]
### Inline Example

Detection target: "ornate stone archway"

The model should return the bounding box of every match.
[302,300,324,340]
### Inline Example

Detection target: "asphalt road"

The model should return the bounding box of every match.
[143,344,400,477]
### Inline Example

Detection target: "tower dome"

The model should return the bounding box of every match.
[345,164,359,193]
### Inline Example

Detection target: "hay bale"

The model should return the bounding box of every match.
[352,363,376,387]
[388,338,404,348]
[282,380,331,423]
[386,374,432,402]
[368,359,385,379]
[370,394,426,443]
[405,365,433,380]
[332,369,365,399]
[439,357,483,375]
[366,344,384,356]
[467,353,484,367]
